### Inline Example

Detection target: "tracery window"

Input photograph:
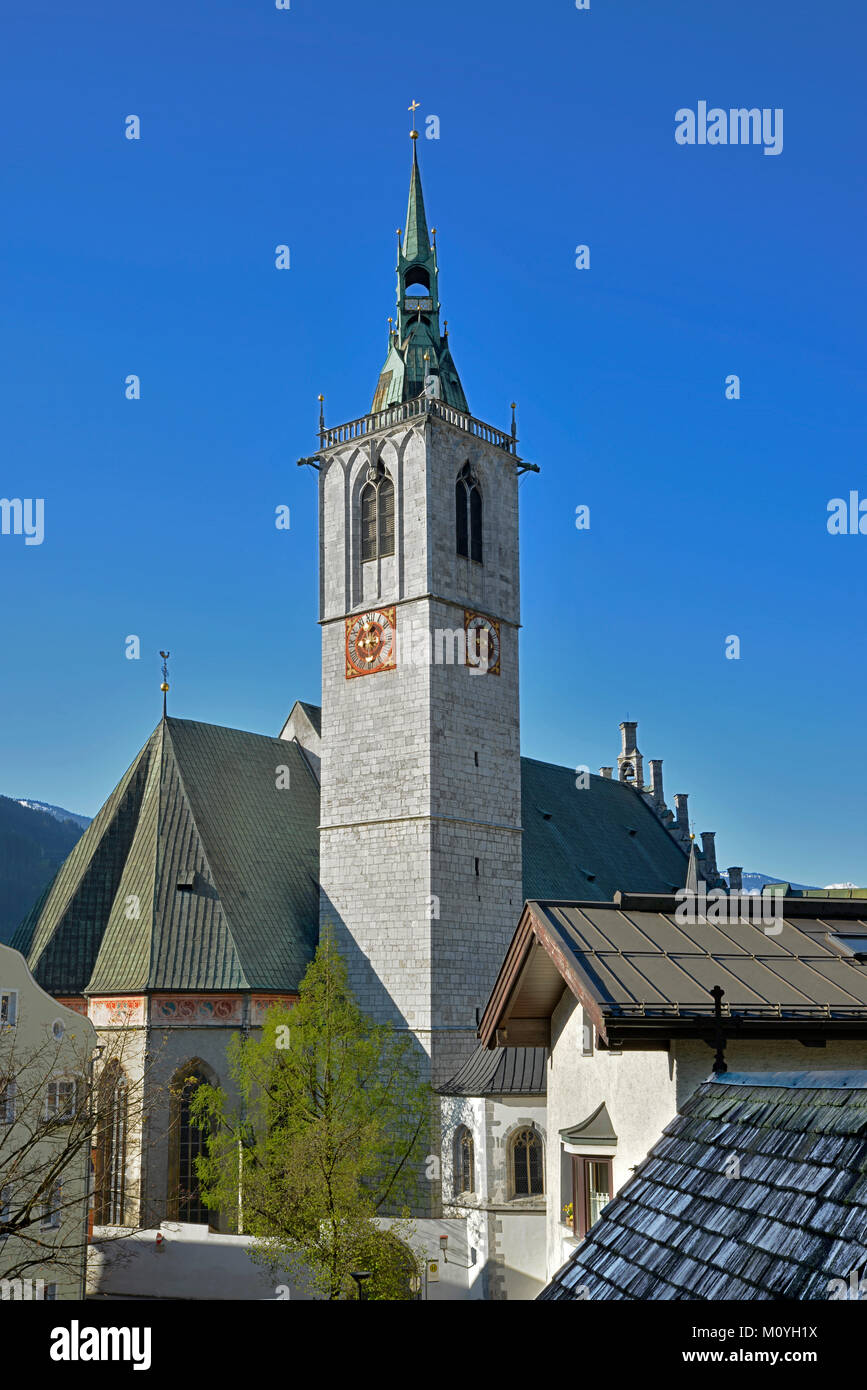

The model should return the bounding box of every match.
[361,461,395,561]
[455,463,482,563]
[168,1065,214,1225]
[95,1062,128,1225]
[511,1127,544,1197]
[453,1125,475,1195]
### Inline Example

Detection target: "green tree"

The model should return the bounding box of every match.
[190,930,430,1299]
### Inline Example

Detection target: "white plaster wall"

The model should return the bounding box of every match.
[0,948,98,1300]
[88,1218,473,1301]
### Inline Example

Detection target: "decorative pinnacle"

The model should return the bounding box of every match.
[318,394,325,437]
[511,402,517,438]
[159,651,170,719]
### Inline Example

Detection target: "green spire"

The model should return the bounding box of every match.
[403,142,431,262]
[370,131,469,415]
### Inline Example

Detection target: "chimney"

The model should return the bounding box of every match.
[674,793,689,832]
[648,759,664,806]
[599,766,613,779]
[701,831,718,878]
[620,721,638,756]
[728,866,743,893]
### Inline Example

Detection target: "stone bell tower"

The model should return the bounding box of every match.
[313,123,535,1085]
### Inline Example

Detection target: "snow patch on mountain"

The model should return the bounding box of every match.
[16,800,91,830]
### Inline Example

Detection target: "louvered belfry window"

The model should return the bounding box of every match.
[360,460,395,562]
[455,463,482,563]
[512,1127,544,1196]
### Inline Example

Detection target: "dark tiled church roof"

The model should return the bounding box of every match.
[521,758,688,901]
[539,1073,867,1301]
[12,719,319,995]
[439,1045,547,1096]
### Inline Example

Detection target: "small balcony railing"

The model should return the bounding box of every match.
[319,395,518,454]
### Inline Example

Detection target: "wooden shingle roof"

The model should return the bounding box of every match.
[539,1073,867,1301]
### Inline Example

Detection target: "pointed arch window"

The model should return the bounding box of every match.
[453,1125,475,1196]
[511,1126,544,1197]
[168,1065,214,1225]
[361,461,395,562]
[95,1062,127,1226]
[456,463,482,563]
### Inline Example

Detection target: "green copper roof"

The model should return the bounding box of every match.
[12,718,319,995]
[13,708,691,1001]
[371,144,469,414]
[560,1101,618,1148]
[403,144,430,263]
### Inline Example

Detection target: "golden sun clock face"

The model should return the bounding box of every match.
[464,610,501,676]
[345,607,397,679]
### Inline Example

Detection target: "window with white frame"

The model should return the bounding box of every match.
[45,1078,76,1123]
[41,1180,62,1230]
[0,991,17,1027]
[0,1078,15,1125]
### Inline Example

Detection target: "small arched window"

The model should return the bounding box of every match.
[95,1061,127,1226]
[453,1125,475,1195]
[455,463,482,563]
[361,461,395,562]
[511,1127,544,1197]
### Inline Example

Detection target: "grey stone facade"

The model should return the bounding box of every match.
[318,413,523,1085]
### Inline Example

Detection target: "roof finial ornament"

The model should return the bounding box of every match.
[408,99,420,142]
[511,402,518,439]
[159,651,170,719]
[318,393,325,442]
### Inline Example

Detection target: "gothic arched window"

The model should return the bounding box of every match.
[168,1065,214,1225]
[455,463,482,563]
[511,1127,544,1197]
[361,461,395,562]
[95,1062,127,1226]
[453,1125,475,1195]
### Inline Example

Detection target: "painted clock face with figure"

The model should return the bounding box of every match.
[464,611,501,676]
[345,607,397,679]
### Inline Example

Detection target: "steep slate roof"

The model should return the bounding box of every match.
[275,711,690,904]
[539,1072,867,1301]
[12,706,696,1005]
[439,1045,547,1096]
[295,702,321,736]
[479,895,867,1052]
[12,718,319,996]
[521,759,689,901]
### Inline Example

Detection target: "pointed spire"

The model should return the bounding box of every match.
[403,137,431,262]
[685,836,700,895]
[369,112,469,415]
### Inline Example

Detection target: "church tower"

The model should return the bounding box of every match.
[315,121,531,1085]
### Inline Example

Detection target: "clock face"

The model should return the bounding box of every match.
[345,607,397,679]
[464,611,501,676]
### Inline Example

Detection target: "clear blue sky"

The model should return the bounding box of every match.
[1,0,864,886]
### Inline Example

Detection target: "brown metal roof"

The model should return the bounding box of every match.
[479,894,867,1050]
